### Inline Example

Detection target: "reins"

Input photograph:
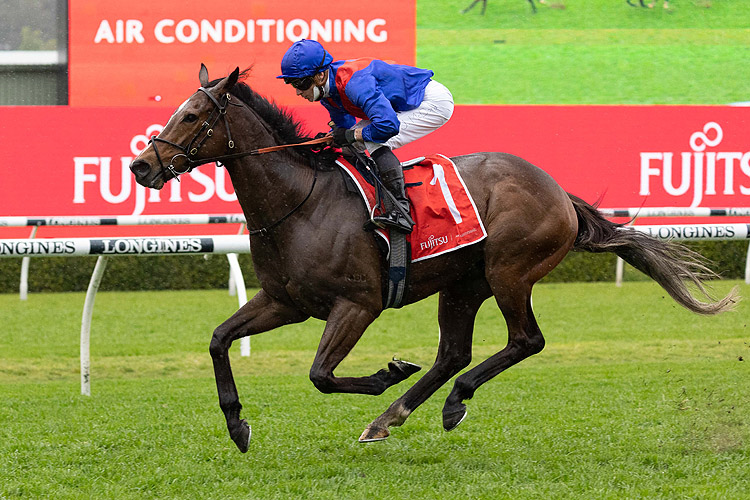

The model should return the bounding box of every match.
[200,136,332,237]
[246,152,319,237]
[189,135,332,168]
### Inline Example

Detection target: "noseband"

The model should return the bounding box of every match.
[149,87,238,181]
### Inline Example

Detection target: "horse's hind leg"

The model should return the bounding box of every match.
[442,279,544,431]
[359,278,491,442]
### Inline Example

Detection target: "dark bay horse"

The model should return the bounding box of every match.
[130,66,737,453]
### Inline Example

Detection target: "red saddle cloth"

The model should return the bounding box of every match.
[336,153,487,262]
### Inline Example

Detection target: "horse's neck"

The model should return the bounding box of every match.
[224,113,313,230]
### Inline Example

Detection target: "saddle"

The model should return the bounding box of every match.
[337,152,487,308]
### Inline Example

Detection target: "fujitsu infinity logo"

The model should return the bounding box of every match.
[130,124,164,156]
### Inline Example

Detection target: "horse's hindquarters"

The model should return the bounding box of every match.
[453,152,578,285]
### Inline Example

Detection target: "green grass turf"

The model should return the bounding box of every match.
[1,281,748,499]
[417,0,750,104]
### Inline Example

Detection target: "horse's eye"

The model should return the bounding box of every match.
[183,113,199,123]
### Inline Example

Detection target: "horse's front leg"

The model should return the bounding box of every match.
[308,298,421,395]
[209,290,308,453]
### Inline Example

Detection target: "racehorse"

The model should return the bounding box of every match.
[130,66,737,453]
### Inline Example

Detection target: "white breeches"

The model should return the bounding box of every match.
[355,80,454,153]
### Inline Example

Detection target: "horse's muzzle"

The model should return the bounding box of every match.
[130,159,164,189]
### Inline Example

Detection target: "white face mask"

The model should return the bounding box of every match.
[312,85,322,102]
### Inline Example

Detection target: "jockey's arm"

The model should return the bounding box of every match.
[345,76,401,144]
[321,99,357,131]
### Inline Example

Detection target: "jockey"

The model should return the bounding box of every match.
[278,39,454,233]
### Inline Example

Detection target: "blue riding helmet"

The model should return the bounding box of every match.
[277,39,333,79]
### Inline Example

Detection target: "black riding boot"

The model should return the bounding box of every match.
[371,147,414,234]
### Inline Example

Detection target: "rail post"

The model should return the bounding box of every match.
[81,255,109,396]
[19,226,38,300]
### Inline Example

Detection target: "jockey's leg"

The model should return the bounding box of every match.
[358,80,454,233]
[371,146,414,234]
[382,80,454,150]
[356,80,454,152]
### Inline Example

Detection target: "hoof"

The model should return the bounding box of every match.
[358,425,390,443]
[442,405,467,432]
[388,359,422,380]
[229,419,252,453]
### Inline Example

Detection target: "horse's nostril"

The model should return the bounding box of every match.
[130,159,151,178]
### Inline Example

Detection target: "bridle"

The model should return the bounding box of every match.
[147,85,331,236]
[149,87,240,181]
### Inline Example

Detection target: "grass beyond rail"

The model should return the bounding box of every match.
[417,0,750,104]
[1,281,748,499]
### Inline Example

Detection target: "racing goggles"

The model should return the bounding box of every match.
[284,76,315,90]
[283,52,328,90]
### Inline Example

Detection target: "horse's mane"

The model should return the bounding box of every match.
[207,68,338,170]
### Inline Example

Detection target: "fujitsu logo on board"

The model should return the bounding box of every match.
[72,125,237,216]
[93,18,389,45]
[639,122,750,207]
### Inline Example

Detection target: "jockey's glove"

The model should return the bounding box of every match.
[332,127,357,147]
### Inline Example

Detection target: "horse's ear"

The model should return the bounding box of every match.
[226,67,240,89]
[199,63,209,87]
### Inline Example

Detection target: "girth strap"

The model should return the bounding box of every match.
[385,231,410,309]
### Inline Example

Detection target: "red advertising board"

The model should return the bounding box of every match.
[68,0,415,108]
[1,105,749,238]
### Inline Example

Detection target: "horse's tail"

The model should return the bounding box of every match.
[567,193,739,315]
